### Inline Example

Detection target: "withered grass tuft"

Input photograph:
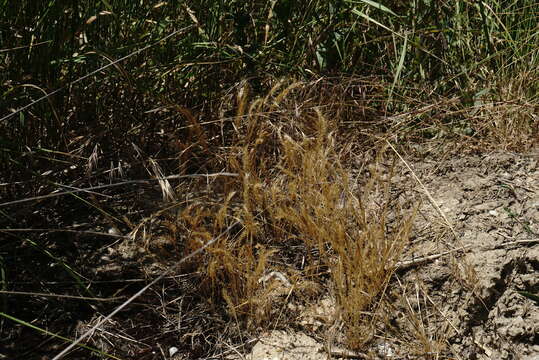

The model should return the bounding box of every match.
[149,82,417,349]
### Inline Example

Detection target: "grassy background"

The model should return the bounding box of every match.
[1,0,538,358]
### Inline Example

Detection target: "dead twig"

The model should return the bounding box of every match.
[0,290,125,302]
[0,172,239,207]
[396,238,539,270]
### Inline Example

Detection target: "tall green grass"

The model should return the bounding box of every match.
[2,0,537,156]
[2,0,538,102]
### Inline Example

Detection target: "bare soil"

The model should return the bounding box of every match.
[236,148,539,360]
[401,149,539,359]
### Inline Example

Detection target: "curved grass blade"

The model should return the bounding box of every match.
[518,291,539,306]
[351,0,400,17]
[0,312,123,359]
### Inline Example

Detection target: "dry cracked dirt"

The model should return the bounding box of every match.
[236,148,539,360]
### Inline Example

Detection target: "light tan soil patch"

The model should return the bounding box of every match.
[236,149,539,360]
[399,150,539,359]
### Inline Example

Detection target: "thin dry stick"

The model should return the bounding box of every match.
[0,172,238,207]
[222,340,248,360]
[0,228,128,238]
[490,238,539,248]
[51,221,240,360]
[94,328,147,346]
[395,245,472,270]
[0,290,125,302]
[395,238,539,270]
[0,40,52,53]
[6,275,191,285]
[385,140,463,248]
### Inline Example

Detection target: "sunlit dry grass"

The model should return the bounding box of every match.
[130,82,418,351]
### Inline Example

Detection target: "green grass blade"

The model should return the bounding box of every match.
[518,291,539,306]
[354,0,400,17]
[0,312,123,359]
[388,34,408,106]
[351,8,447,65]
[23,237,95,298]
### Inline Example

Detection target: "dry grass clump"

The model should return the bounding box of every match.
[385,70,538,153]
[465,70,538,150]
[145,81,417,349]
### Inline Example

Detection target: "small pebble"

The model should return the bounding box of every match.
[169,346,179,357]
[108,227,121,236]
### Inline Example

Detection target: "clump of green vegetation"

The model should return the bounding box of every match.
[1,0,538,358]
